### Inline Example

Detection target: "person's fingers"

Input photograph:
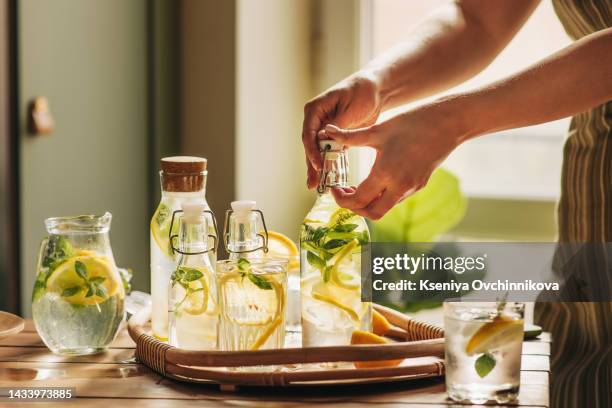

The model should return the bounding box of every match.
[360,187,405,220]
[306,158,319,189]
[331,172,385,211]
[302,95,340,172]
[321,124,378,148]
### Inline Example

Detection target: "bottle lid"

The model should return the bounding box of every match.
[181,200,206,224]
[231,200,256,223]
[161,156,207,174]
[318,139,343,152]
[160,156,207,192]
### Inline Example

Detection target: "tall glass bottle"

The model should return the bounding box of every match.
[300,140,371,347]
[150,156,217,341]
[168,201,218,350]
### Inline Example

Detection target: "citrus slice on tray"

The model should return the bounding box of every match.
[465,316,524,355]
[372,309,393,336]
[350,330,403,368]
[47,255,121,306]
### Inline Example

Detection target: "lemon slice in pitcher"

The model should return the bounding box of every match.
[465,316,523,355]
[47,256,121,306]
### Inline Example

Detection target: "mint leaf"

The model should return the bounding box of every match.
[62,286,81,297]
[89,276,106,284]
[85,285,94,298]
[237,258,250,272]
[323,239,348,250]
[307,251,326,270]
[95,286,107,298]
[75,261,88,280]
[247,272,272,290]
[333,223,358,233]
[475,352,496,378]
[182,268,203,282]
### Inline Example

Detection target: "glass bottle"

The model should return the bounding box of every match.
[216,201,287,351]
[168,201,219,350]
[150,156,217,341]
[300,140,372,347]
[32,213,125,355]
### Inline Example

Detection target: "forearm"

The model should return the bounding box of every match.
[363,0,539,110]
[452,28,612,142]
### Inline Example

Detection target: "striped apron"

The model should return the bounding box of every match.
[535,1,611,407]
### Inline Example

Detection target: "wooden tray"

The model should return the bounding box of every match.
[127,304,445,388]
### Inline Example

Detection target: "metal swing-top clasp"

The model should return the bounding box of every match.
[222,200,269,255]
[169,204,219,256]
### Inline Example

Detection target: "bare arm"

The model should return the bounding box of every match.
[325,27,612,219]
[302,0,539,186]
[366,0,541,110]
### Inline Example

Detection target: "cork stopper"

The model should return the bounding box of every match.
[160,156,207,192]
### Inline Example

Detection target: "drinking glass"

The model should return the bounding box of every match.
[444,301,524,404]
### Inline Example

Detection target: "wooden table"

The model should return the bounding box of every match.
[0,320,550,407]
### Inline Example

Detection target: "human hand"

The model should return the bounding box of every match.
[320,101,466,220]
[302,72,384,188]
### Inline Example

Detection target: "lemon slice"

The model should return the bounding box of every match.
[266,231,298,258]
[47,255,121,306]
[350,330,403,368]
[249,278,285,350]
[312,291,359,322]
[329,239,360,290]
[151,204,176,257]
[465,316,524,355]
[182,277,210,315]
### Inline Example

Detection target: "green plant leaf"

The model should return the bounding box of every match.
[237,258,250,272]
[247,273,272,290]
[475,352,496,378]
[85,285,94,298]
[61,286,81,297]
[307,251,326,270]
[370,168,466,243]
[323,266,332,283]
[74,261,88,280]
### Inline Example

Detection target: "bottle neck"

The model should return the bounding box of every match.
[226,214,264,260]
[318,150,349,194]
[177,220,211,266]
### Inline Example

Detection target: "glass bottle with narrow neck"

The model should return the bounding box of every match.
[168,202,218,350]
[300,140,372,347]
[150,156,217,341]
[225,200,266,261]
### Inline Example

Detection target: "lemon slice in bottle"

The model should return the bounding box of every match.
[465,315,524,355]
[47,255,121,306]
[311,281,360,322]
[181,275,210,315]
[150,203,177,257]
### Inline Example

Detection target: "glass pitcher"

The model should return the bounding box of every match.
[32,213,125,355]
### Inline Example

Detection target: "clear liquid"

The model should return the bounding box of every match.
[445,313,523,404]
[150,193,216,340]
[218,271,286,351]
[168,265,218,350]
[300,194,371,347]
[33,292,124,355]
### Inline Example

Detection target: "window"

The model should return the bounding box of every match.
[359,0,572,201]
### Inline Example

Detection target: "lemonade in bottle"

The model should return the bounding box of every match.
[216,201,287,351]
[150,157,217,341]
[168,201,219,349]
[300,140,371,347]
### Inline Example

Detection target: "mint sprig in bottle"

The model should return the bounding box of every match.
[300,140,371,347]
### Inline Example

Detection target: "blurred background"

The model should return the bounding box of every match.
[0,0,570,316]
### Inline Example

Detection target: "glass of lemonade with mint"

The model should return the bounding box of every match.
[444,301,524,404]
[32,213,125,355]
